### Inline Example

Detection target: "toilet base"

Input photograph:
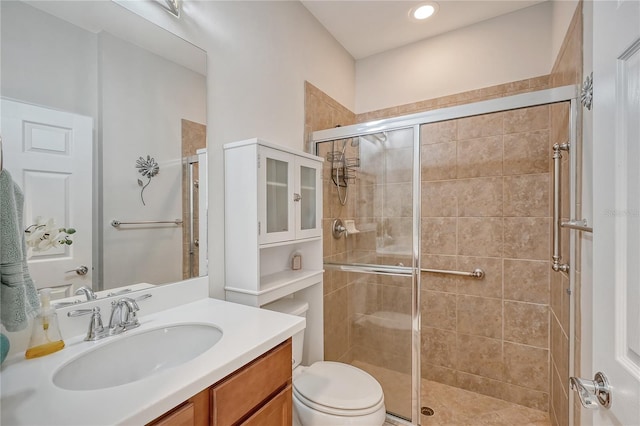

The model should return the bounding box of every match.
[293,394,386,426]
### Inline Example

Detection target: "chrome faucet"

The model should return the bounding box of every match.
[75,286,97,301]
[108,297,141,334]
[67,294,152,341]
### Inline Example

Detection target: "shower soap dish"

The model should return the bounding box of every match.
[344,220,360,235]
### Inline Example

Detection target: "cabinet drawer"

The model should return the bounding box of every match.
[241,385,292,426]
[212,339,292,426]
[148,402,194,426]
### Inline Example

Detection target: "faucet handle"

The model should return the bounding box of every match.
[68,307,106,341]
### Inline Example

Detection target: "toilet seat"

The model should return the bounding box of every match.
[293,361,384,416]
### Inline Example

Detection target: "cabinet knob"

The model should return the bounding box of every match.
[293,193,302,202]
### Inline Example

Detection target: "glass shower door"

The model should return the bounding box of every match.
[318,126,418,422]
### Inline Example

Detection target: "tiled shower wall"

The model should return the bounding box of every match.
[548,3,584,426]
[419,107,552,411]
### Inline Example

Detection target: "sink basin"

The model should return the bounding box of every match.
[53,323,223,390]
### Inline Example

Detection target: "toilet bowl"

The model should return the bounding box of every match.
[264,298,386,426]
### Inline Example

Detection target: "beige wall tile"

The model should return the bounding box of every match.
[503,130,550,175]
[421,120,457,145]
[504,342,549,392]
[551,364,569,426]
[457,295,502,339]
[422,217,457,255]
[458,217,503,257]
[423,327,457,369]
[504,301,549,348]
[381,283,412,314]
[422,290,457,330]
[457,256,503,298]
[503,173,550,217]
[504,217,550,260]
[456,372,504,400]
[503,259,550,304]
[422,141,457,181]
[457,112,503,140]
[456,334,504,381]
[422,364,458,387]
[348,280,381,317]
[457,136,503,179]
[501,382,549,411]
[550,314,569,395]
[422,180,457,217]
[504,105,549,134]
[457,177,503,217]
[324,286,349,361]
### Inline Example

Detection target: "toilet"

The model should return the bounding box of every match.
[264,298,386,426]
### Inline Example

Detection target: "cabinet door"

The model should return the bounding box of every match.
[294,156,322,239]
[258,147,295,244]
[241,385,292,426]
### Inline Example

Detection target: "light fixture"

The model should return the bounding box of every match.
[409,2,439,21]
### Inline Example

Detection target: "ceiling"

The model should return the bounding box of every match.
[301,0,546,60]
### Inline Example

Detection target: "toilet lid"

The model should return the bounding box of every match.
[293,362,383,411]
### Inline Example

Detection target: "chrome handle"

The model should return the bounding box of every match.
[561,219,593,233]
[68,307,105,341]
[552,143,570,273]
[332,219,346,239]
[570,372,611,409]
[194,239,199,247]
[293,193,302,202]
[134,294,152,302]
[67,307,98,317]
[66,265,89,276]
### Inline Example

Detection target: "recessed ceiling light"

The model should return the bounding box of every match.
[409,2,439,21]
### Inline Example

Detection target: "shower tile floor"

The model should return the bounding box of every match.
[353,361,551,426]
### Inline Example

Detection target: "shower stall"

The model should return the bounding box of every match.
[312,85,579,425]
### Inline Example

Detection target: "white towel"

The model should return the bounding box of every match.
[0,169,40,332]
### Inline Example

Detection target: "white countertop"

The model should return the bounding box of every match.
[0,297,305,426]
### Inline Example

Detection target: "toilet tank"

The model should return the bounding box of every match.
[263,298,308,369]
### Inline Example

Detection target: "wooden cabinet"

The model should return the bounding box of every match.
[148,339,292,426]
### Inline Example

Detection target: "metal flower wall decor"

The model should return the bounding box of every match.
[136,155,160,206]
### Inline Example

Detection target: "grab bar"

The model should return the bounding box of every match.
[421,268,485,279]
[111,219,183,228]
[552,143,570,273]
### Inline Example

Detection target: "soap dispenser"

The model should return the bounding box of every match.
[25,288,65,359]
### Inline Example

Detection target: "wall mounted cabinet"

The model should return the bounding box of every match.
[224,138,324,365]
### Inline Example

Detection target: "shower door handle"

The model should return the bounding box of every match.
[552,143,570,273]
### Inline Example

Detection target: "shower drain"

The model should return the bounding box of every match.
[421,407,435,416]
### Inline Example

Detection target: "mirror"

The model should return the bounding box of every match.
[0,1,207,301]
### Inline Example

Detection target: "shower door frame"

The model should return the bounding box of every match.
[312,84,579,425]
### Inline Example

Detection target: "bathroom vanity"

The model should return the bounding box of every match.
[149,339,292,426]
[0,279,304,426]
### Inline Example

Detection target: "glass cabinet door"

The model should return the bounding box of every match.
[295,156,322,239]
[259,146,295,244]
[266,157,289,234]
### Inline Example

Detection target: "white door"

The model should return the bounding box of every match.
[1,99,93,295]
[592,1,640,425]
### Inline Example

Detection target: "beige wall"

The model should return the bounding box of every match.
[354,2,555,114]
